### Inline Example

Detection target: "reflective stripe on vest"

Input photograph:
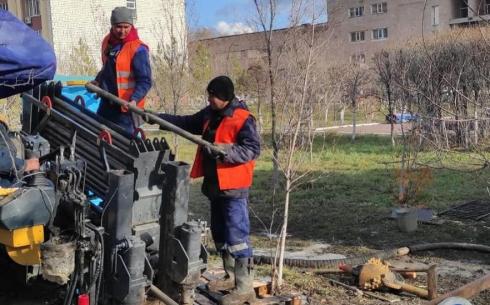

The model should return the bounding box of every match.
[190,108,255,190]
[101,35,146,112]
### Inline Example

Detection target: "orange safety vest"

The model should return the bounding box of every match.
[101,35,146,112]
[190,108,255,190]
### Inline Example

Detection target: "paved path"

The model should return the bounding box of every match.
[315,123,413,135]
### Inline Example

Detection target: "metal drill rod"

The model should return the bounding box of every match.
[85,83,227,157]
[51,95,131,147]
[149,285,179,305]
[23,94,97,138]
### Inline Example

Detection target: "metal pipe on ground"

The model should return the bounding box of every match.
[149,284,179,305]
[425,273,490,305]
[85,83,226,157]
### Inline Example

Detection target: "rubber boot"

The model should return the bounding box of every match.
[220,258,256,305]
[208,251,235,291]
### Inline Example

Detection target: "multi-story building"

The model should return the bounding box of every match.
[192,0,490,75]
[1,0,185,73]
[327,0,490,64]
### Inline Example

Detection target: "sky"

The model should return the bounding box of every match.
[187,0,327,37]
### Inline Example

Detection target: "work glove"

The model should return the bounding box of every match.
[203,145,222,160]
[203,144,231,162]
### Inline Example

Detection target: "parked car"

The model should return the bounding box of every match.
[385,113,419,123]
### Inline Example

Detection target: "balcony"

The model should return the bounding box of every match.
[450,3,490,26]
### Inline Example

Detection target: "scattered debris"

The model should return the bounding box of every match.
[439,200,490,221]
[327,277,400,303]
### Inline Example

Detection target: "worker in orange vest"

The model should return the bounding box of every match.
[149,76,260,305]
[93,6,151,136]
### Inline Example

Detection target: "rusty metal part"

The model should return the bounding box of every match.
[426,273,490,305]
[350,258,436,300]
[427,265,438,300]
[358,258,395,290]
[383,278,429,299]
[390,264,438,299]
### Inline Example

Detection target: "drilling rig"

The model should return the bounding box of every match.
[0,81,209,305]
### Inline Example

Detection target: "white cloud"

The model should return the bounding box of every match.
[215,21,253,36]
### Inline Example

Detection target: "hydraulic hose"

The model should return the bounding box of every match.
[408,242,490,253]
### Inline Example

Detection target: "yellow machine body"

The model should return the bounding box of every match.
[0,225,44,265]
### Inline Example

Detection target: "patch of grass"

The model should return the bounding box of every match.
[175,133,490,249]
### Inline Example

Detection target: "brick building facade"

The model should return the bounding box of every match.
[191,0,490,76]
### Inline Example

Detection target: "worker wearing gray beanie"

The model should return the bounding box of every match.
[93,6,152,135]
[111,7,133,25]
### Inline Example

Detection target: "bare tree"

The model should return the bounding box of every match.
[373,50,396,146]
[152,0,189,156]
[341,64,369,142]
[250,0,331,289]
[66,38,98,76]
[252,0,281,187]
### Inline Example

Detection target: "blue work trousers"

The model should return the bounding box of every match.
[210,197,253,258]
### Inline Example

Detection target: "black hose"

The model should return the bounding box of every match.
[62,266,79,305]
[86,223,104,305]
[409,242,490,253]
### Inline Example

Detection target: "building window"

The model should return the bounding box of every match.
[350,31,365,42]
[458,0,468,17]
[372,28,388,40]
[127,0,137,20]
[348,6,364,18]
[351,53,366,64]
[0,2,8,10]
[371,2,387,14]
[432,6,440,26]
[25,0,40,17]
[485,0,490,15]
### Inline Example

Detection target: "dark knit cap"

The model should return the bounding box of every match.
[111,7,133,25]
[207,76,235,102]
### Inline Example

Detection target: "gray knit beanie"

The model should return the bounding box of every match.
[111,7,133,25]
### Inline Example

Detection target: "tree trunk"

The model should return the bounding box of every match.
[324,104,329,124]
[474,112,478,146]
[390,122,395,147]
[340,106,345,125]
[257,87,263,135]
[351,106,357,142]
[276,177,290,288]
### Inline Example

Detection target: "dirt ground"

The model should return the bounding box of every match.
[255,244,490,305]
[189,187,490,305]
[1,188,489,305]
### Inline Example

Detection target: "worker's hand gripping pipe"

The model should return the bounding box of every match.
[85,83,227,158]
